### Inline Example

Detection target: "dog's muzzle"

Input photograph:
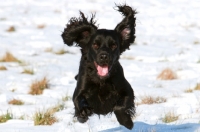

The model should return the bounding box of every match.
[94,53,109,77]
[94,51,117,78]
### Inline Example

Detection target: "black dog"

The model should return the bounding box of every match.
[61,4,136,130]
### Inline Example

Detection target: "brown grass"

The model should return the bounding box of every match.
[184,88,193,93]
[157,68,177,80]
[37,24,46,29]
[51,103,65,112]
[0,66,7,70]
[194,83,200,90]
[8,99,24,105]
[22,68,34,75]
[33,104,64,125]
[45,48,72,55]
[33,108,58,125]
[11,89,16,92]
[0,111,13,123]
[29,77,49,95]
[139,95,167,105]
[62,95,71,101]
[6,26,16,32]
[194,40,199,45]
[0,52,20,62]
[162,111,179,123]
[44,48,53,52]
[19,115,25,120]
[121,56,135,60]
[54,49,69,55]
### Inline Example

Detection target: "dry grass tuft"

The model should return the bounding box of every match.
[194,83,200,90]
[11,89,16,92]
[139,95,167,105]
[157,68,177,80]
[18,61,28,66]
[162,111,179,123]
[45,48,72,55]
[184,88,193,93]
[0,66,7,70]
[8,99,24,105]
[0,111,13,123]
[37,24,46,29]
[29,77,49,95]
[51,103,65,112]
[194,40,200,45]
[33,107,59,125]
[6,26,16,32]
[54,49,69,55]
[62,95,71,102]
[45,47,53,53]
[22,68,34,75]
[0,52,20,62]
[19,115,26,120]
[121,56,135,60]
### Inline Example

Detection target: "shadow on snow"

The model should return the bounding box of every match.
[99,122,200,132]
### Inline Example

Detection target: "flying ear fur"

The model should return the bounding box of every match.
[61,12,97,49]
[114,4,137,53]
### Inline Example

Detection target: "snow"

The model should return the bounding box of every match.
[0,0,200,132]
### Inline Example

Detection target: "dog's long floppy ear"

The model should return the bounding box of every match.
[114,5,136,53]
[61,12,97,49]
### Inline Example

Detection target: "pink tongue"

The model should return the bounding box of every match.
[97,65,108,76]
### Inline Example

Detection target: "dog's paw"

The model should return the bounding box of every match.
[77,116,88,123]
[124,120,134,130]
[79,99,93,117]
[80,105,93,117]
[76,105,93,123]
[122,113,134,130]
[75,103,93,123]
[114,109,134,130]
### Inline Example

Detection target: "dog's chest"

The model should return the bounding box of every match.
[84,82,119,114]
[85,83,117,99]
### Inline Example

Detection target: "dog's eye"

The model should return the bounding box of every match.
[92,43,99,50]
[111,44,117,50]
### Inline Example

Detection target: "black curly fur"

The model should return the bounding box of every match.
[61,12,97,48]
[115,4,137,53]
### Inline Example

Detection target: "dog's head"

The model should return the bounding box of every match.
[62,5,136,78]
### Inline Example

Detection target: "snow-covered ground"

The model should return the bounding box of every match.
[0,0,200,132]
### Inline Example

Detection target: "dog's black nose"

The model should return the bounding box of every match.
[100,54,108,61]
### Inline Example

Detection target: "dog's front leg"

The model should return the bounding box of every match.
[111,64,135,129]
[73,75,93,123]
[113,83,135,130]
[113,79,135,112]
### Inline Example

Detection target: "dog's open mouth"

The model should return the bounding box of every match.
[94,62,109,77]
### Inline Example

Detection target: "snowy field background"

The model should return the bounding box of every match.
[0,0,200,132]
